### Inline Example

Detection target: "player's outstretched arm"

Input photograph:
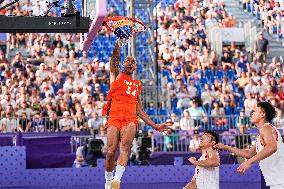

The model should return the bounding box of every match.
[136,94,172,134]
[188,148,220,168]
[110,42,121,84]
[214,143,256,159]
[237,126,277,174]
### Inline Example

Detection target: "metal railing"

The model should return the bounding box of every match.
[70,132,282,154]
[152,132,258,152]
[1,114,283,134]
[0,116,106,133]
[71,135,92,153]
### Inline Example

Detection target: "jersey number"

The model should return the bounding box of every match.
[126,86,137,97]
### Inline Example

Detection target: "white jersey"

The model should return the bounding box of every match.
[256,123,284,186]
[195,151,219,189]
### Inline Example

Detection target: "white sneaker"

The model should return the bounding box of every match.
[105,183,111,189]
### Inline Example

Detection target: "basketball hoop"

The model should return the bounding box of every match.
[103,16,146,46]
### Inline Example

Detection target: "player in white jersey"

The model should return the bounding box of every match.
[184,131,220,189]
[215,102,284,189]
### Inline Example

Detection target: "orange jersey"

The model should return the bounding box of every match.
[102,73,142,116]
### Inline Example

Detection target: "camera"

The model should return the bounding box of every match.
[136,131,152,148]
[135,131,152,165]
[82,137,104,167]
[88,138,104,152]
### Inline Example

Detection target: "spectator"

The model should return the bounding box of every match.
[235,124,251,149]
[17,101,33,119]
[254,32,269,63]
[211,102,226,127]
[171,57,184,80]
[250,57,262,74]
[179,110,194,130]
[79,51,91,65]
[96,126,107,154]
[45,111,59,132]
[235,54,250,76]
[96,63,109,84]
[96,93,106,111]
[186,79,197,99]
[234,71,250,94]
[31,113,45,132]
[88,112,103,135]
[244,93,257,116]
[1,93,16,109]
[221,51,233,70]
[18,112,31,132]
[187,98,208,128]
[59,111,74,131]
[176,84,191,108]
[75,111,88,131]
[276,84,284,101]
[93,83,103,100]
[43,48,56,67]
[273,108,284,129]
[236,109,250,128]
[11,52,25,72]
[107,5,119,17]
[273,62,283,82]
[73,146,88,168]
[170,113,180,130]
[201,84,215,111]
[0,112,18,133]
[189,130,200,152]
[235,124,252,164]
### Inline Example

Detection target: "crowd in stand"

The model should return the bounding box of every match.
[156,0,284,131]
[242,0,284,38]
[0,0,109,133]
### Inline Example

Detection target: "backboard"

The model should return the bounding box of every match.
[80,0,107,51]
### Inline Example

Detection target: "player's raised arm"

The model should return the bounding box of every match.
[110,42,121,84]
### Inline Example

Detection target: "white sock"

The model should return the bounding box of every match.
[113,164,126,182]
[105,171,113,185]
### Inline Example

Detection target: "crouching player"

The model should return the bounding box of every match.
[184,131,220,189]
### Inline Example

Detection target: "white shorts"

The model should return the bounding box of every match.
[270,184,284,189]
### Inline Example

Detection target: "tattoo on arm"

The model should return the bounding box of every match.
[110,42,120,78]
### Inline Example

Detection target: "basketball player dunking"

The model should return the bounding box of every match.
[102,42,172,189]
[215,102,284,189]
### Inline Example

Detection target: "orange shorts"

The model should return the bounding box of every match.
[105,110,139,129]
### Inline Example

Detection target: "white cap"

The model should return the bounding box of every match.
[93,58,99,62]
[74,59,80,64]
[19,81,25,86]
[99,62,105,68]
[45,90,51,95]
[63,111,69,116]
